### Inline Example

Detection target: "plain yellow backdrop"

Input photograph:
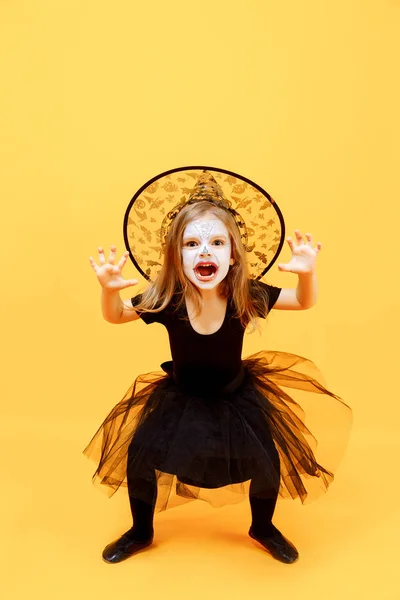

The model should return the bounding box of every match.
[1,0,399,598]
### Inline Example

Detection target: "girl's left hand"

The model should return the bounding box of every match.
[278,230,322,275]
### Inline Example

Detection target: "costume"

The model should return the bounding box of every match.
[84,168,352,562]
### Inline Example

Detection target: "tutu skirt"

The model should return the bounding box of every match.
[83,351,352,514]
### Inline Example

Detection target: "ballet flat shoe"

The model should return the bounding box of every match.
[248,526,299,564]
[102,531,154,564]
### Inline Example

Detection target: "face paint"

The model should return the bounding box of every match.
[181,216,234,290]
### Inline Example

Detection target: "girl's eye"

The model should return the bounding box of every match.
[184,239,225,247]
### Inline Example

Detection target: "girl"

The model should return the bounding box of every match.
[85,170,352,565]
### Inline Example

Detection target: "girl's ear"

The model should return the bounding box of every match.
[229,257,235,265]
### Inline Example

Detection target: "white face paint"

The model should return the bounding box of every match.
[181,215,234,290]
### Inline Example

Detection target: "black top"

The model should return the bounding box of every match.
[131,281,281,392]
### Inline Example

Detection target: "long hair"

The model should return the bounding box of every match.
[129,201,274,331]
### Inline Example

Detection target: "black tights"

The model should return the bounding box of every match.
[126,449,280,541]
[249,475,279,537]
[127,464,158,541]
[249,437,281,537]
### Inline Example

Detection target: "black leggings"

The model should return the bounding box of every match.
[127,442,280,539]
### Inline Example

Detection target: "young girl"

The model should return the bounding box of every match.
[85,170,352,565]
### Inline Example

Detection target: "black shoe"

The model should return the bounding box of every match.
[248,525,299,564]
[102,529,154,564]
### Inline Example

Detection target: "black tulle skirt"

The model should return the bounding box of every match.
[83,351,352,514]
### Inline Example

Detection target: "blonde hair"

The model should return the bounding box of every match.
[130,201,274,332]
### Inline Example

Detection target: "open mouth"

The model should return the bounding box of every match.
[194,263,218,281]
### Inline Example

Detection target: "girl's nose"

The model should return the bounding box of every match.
[200,245,211,256]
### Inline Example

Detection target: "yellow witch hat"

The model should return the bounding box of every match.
[123,166,285,281]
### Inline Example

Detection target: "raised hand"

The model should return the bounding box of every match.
[89,246,139,290]
[278,230,322,275]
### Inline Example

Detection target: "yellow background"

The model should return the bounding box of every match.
[1,0,399,598]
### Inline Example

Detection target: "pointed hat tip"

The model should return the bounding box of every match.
[188,170,228,204]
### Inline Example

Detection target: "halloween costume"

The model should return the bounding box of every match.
[84,167,352,562]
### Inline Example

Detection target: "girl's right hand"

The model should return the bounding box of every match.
[89,245,139,291]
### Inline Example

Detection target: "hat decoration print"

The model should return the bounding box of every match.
[123,166,285,281]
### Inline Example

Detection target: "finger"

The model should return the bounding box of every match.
[121,279,139,289]
[117,251,129,270]
[305,233,313,246]
[286,237,295,252]
[108,245,117,265]
[315,242,322,253]
[278,264,292,272]
[98,246,106,265]
[294,230,304,245]
[89,257,99,272]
